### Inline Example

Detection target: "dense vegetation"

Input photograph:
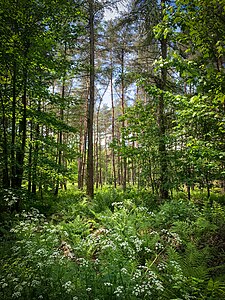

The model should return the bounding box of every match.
[0,0,225,299]
[1,189,225,299]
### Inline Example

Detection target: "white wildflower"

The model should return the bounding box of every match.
[155,242,164,250]
[12,292,21,298]
[31,280,41,287]
[104,282,113,287]
[2,282,8,288]
[144,247,152,253]
[114,285,124,297]
[121,267,128,274]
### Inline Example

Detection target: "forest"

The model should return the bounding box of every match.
[0,0,225,299]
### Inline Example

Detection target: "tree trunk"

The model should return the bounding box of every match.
[99,142,103,187]
[32,119,40,194]
[121,48,127,191]
[110,54,117,188]
[95,99,102,189]
[131,141,136,186]
[54,79,65,196]
[78,124,86,190]
[15,66,28,191]
[28,120,33,193]
[86,0,95,198]
[0,89,10,188]
[158,0,169,200]
[78,87,88,190]
[11,61,17,188]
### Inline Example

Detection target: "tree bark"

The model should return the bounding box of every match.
[15,66,28,191]
[121,48,127,191]
[86,0,95,198]
[32,106,40,194]
[158,0,169,200]
[54,77,65,196]
[11,61,17,188]
[110,54,117,188]
[28,120,33,193]
[0,89,10,188]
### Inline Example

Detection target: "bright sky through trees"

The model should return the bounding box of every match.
[104,1,127,20]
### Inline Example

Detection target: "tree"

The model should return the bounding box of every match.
[0,0,86,201]
[170,0,225,199]
[122,0,171,199]
[86,0,95,198]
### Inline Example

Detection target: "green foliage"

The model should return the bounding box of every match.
[153,199,199,228]
[93,186,158,213]
[0,0,86,192]
[1,188,225,299]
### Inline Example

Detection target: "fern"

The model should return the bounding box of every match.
[179,243,209,279]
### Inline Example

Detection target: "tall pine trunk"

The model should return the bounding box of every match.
[121,48,127,191]
[86,0,95,198]
[158,0,169,200]
[11,61,17,188]
[15,66,27,190]
[32,107,40,194]
[54,78,65,196]
[0,89,10,188]
[110,54,117,188]
[28,120,33,193]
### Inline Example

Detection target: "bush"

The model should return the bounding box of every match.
[152,198,199,229]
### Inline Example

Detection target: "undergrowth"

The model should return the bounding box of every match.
[0,187,225,299]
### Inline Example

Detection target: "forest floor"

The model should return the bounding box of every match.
[1,187,225,299]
